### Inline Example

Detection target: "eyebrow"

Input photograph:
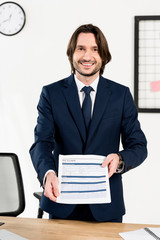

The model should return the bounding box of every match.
[76,45,84,48]
[76,45,98,49]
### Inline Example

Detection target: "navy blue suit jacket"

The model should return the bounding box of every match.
[30,74,147,221]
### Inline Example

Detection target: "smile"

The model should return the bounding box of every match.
[82,63,93,66]
[80,61,95,67]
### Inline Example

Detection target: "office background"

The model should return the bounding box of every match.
[0,0,160,224]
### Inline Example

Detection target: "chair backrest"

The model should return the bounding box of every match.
[0,153,25,216]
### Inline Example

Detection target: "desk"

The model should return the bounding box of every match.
[0,217,160,240]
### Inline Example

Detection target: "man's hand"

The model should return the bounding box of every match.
[44,172,59,202]
[102,153,120,178]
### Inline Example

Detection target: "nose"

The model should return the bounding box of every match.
[83,49,92,61]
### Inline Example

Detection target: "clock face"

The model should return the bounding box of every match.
[0,2,26,36]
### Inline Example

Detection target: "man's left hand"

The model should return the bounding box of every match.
[102,153,120,178]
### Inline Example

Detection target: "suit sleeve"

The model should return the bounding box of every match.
[29,86,56,185]
[119,88,147,172]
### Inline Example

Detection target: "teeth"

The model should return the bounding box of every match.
[82,63,92,66]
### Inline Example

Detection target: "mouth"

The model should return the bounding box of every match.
[80,61,95,68]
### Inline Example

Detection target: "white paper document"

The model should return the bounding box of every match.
[0,229,28,240]
[119,228,160,240]
[56,154,111,204]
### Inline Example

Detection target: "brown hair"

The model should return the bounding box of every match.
[66,24,111,75]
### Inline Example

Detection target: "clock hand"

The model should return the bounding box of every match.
[0,14,12,24]
[9,14,12,21]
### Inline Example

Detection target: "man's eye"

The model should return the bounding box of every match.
[77,47,84,51]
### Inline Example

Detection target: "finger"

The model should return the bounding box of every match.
[108,157,119,178]
[44,179,59,202]
[44,183,58,202]
[44,190,57,202]
[108,171,114,178]
[108,164,117,178]
[102,154,114,167]
[53,182,60,198]
[45,172,60,199]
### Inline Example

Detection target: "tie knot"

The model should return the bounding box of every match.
[82,86,93,95]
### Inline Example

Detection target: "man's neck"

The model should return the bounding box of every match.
[75,71,100,86]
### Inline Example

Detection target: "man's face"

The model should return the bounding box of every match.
[73,33,102,78]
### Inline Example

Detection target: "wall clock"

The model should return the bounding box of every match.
[0,1,26,36]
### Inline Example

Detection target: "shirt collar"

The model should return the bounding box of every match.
[74,75,99,93]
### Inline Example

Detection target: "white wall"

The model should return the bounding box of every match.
[0,0,160,224]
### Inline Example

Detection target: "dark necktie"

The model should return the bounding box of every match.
[82,86,93,130]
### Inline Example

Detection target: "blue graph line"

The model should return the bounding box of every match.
[61,189,106,193]
[62,175,106,178]
[61,181,106,184]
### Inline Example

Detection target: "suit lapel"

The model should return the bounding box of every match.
[62,74,86,142]
[86,76,112,147]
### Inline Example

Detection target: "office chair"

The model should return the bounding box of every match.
[0,153,25,216]
[33,191,44,218]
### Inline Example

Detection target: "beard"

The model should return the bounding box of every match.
[73,60,102,77]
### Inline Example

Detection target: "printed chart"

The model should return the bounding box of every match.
[57,155,111,204]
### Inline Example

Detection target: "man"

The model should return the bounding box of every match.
[30,24,147,222]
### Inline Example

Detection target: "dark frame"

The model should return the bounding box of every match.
[134,15,160,113]
[0,2,26,36]
[0,153,25,216]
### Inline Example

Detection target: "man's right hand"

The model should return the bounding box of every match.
[44,172,59,202]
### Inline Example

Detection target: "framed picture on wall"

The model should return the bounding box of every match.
[134,15,160,112]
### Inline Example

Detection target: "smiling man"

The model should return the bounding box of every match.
[30,24,147,222]
[72,32,102,82]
